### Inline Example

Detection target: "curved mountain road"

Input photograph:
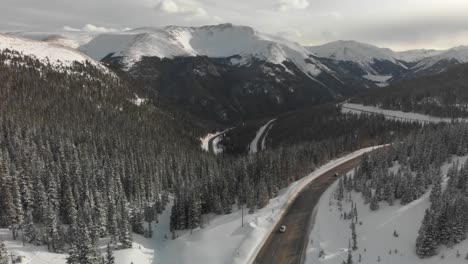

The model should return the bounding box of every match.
[253,154,367,264]
[207,128,234,154]
[250,119,276,154]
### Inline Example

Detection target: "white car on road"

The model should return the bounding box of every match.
[279,225,287,233]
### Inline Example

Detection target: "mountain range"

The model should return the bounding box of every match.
[4,23,468,125]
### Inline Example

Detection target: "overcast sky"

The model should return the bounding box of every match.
[2,0,468,50]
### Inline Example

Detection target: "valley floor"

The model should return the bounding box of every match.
[306,156,468,264]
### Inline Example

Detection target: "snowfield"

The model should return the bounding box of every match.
[306,156,468,264]
[1,146,383,264]
[0,34,101,68]
[341,103,467,124]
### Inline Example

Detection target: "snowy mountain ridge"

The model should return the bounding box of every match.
[79,23,328,77]
[307,40,408,74]
[0,33,103,69]
[413,45,468,73]
[8,31,97,49]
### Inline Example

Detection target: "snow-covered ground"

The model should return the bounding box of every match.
[341,103,467,124]
[306,156,468,264]
[249,119,276,154]
[1,145,383,264]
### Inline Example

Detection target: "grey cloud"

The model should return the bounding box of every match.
[2,0,468,50]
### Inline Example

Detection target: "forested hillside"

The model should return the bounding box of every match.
[333,123,468,261]
[0,49,431,263]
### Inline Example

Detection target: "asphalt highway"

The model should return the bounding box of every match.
[253,155,365,264]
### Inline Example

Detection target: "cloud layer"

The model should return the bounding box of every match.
[1,0,468,50]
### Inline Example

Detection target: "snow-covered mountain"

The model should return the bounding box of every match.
[395,49,442,63]
[0,33,101,68]
[79,23,328,77]
[411,45,468,76]
[307,41,409,87]
[7,31,97,49]
[308,40,406,72]
[307,40,467,87]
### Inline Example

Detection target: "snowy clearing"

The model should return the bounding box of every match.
[249,119,276,154]
[341,103,467,124]
[305,156,468,264]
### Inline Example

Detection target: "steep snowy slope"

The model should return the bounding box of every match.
[0,34,101,67]
[412,45,468,76]
[79,23,327,77]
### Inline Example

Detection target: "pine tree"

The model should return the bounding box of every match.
[0,240,8,264]
[430,173,442,204]
[67,219,102,264]
[369,194,379,211]
[346,240,353,264]
[415,209,438,258]
[119,201,133,249]
[105,244,115,264]
[351,221,358,250]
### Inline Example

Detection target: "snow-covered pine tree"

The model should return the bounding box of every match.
[119,200,133,249]
[0,240,8,264]
[415,209,438,258]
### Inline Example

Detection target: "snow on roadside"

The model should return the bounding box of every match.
[305,156,468,264]
[249,119,276,154]
[199,128,234,153]
[342,103,467,124]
